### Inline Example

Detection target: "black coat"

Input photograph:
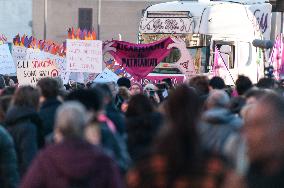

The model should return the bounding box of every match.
[106,103,126,136]
[39,98,61,137]
[0,125,19,188]
[5,106,44,176]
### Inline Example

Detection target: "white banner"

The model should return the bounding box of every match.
[12,46,27,64]
[17,59,59,86]
[94,68,119,83]
[66,39,103,73]
[0,44,16,75]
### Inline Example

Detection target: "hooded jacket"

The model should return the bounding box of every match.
[20,139,124,188]
[198,108,244,169]
[5,106,44,176]
[0,126,19,188]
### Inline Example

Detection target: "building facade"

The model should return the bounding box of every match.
[0,0,32,41]
[32,0,175,43]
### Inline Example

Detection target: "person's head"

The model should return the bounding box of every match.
[162,78,173,89]
[209,76,225,90]
[54,101,87,143]
[244,88,273,105]
[1,86,16,96]
[235,75,253,96]
[129,83,143,96]
[118,87,131,101]
[256,77,278,89]
[125,94,154,117]
[205,89,230,110]
[117,77,131,89]
[0,75,6,89]
[244,93,284,163]
[188,75,209,96]
[37,77,59,100]
[0,95,12,121]
[143,84,160,105]
[65,88,103,113]
[12,86,40,110]
[165,84,201,128]
[92,83,113,105]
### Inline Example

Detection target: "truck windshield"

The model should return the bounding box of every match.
[152,46,210,74]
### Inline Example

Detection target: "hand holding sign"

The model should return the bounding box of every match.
[167,37,196,78]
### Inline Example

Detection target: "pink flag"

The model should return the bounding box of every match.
[212,46,235,85]
[213,46,220,76]
[107,37,173,79]
[269,34,283,80]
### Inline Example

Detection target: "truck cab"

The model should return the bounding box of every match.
[139,0,272,84]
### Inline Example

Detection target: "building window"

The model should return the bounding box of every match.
[79,8,93,30]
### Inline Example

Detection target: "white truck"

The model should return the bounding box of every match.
[139,0,274,85]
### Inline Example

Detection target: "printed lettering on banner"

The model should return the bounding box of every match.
[17,59,59,86]
[0,44,17,75]
[66,39,103,73]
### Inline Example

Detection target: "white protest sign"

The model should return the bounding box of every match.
[43,52,70,85]
[94,68,119,83]
[0,44,17,75]
[17,59,59,86]
[26,48,48,60]
[66,39,103,73]
[12,46,27,64]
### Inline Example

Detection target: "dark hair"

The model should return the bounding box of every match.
[244,88,271,100]
[13,86,40,109]
[1,87,16,96]
[117,77,131,89]
[65,88,103,112]
[162,78,173,89]
[37,77,59,98]
[256,77,277,89]
[125,94,154,117]
[0,75,6,89]
[155,84,202,175]
[209,76,225,89]
[188,76,209,96]
[0,95,12,121]
[235,75,253,95]
[92,83,113,100]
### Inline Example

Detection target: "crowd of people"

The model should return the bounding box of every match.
[0,74,284,188]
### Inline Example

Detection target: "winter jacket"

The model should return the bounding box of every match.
[20,139,124,188]
[198,108,244,170]
[0,126,19,188]
[100,121,131,173]
[39,98,61,137]
[5,106,44,176]
[106,102,126,136]
[126,112,163,163]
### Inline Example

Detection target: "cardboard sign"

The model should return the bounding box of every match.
[12,46,27,64]
[94,68,119,83]
[0,44,17,75]
[44,53,70,85]
[17,59,59,86]
[66,39,103,73]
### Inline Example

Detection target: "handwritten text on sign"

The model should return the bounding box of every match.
[17,59,59,86]
[66,39,103,73]
[0,44,17,75]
